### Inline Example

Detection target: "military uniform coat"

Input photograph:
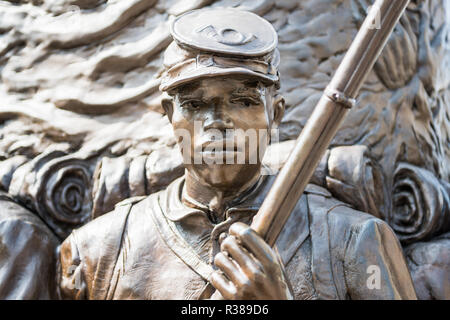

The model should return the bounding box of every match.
[58,176,417,300]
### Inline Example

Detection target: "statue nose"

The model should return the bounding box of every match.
[204,105,234,131]
[204,117,234,131]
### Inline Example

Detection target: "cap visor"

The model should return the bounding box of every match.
[160,66,278,92]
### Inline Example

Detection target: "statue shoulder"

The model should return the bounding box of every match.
[76,198,142,242]
[305,187,416,299]
[277,184,378,266]
[338,212,417,299]
[305,184,387,240]
[0,193,53,232]
[59,194,155,299]
[306,187,396,259]
[0,194,59,255]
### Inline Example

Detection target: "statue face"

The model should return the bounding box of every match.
[163,77,284,190]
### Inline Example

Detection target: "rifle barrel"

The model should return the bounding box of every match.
[251,0,410,246]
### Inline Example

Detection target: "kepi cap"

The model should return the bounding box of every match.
[160,8,280,92]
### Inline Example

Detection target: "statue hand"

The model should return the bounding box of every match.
[211,222,293,300]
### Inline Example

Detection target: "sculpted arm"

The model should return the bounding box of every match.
[343,219,417,300]
[0,218,59,299]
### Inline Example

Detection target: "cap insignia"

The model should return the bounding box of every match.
[196,25,257,47]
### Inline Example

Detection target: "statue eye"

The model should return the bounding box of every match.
[231,97,259,107]
[181,100,203,110]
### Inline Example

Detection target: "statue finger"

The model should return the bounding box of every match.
[221,235,263,277]
[228,222,277,270]
[214,251,248,288]
[210,271,236,300]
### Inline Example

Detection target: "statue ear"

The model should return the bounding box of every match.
[161,94,175,122]
[272,94,285,128]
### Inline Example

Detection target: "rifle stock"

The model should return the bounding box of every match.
[251,0,411,247]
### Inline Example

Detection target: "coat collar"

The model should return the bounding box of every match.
[161,174,332,223]
[162,174,274,224]
[156,173,332,266]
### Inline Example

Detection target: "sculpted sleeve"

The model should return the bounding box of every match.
[58,201,135,300]
[344,219,417,300]
[0,200,60,299]
[0,217,58,300]
[59,233,87,300]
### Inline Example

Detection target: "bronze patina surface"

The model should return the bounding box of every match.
[57,8,416,300]
[0,1,448,300]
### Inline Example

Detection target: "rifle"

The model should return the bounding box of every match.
[251,0,411,246]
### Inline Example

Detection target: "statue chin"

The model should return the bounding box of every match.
[187,162,262,191]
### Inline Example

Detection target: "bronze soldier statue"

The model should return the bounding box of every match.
[58,8,417,300]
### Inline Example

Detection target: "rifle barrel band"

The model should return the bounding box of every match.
[325,88,356,109]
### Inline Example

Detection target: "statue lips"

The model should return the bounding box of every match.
[200,140,244,160]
